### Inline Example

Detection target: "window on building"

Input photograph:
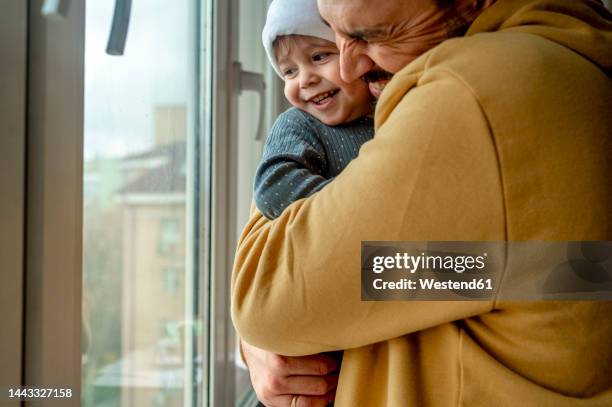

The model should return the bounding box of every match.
[162,267,180,294]
[159,218,181,255]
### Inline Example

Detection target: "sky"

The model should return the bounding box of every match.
[84,0,192,160]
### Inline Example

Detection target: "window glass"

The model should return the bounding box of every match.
[82,1,205,406]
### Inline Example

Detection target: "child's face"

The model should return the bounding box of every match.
[276,35,371,126]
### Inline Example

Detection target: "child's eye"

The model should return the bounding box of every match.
[282,67,297,77]
[312,52,331,62]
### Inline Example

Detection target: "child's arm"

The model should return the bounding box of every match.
[254,109,330,219]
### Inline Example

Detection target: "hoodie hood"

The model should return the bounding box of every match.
[467,0,612,74]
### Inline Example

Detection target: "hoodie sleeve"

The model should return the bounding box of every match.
[232,70,505,356]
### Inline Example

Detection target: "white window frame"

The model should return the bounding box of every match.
[208,1,291,404]
[207,0,241,403]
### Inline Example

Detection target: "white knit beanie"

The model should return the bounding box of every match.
[262,0,337,78]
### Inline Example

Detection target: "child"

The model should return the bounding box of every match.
[255,0,375,219]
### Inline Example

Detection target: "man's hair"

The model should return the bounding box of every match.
[435,0,479,38]
[433,0,456,8]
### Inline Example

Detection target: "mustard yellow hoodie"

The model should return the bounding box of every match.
[232,0,612,405]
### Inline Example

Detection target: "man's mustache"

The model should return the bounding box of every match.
[362,70,393,83]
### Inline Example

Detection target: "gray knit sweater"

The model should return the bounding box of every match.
[254,107,374,219]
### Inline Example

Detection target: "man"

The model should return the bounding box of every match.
[232,0,612,405]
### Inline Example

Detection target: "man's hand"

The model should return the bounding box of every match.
[241,340,339,407]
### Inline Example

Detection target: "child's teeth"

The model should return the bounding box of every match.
[315,93,327,102]
[313,91,333,103]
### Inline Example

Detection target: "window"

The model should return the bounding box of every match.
[163,268,181,294]
[2,0,279,405]
[159,218,182,255]
[81,1,205,406]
